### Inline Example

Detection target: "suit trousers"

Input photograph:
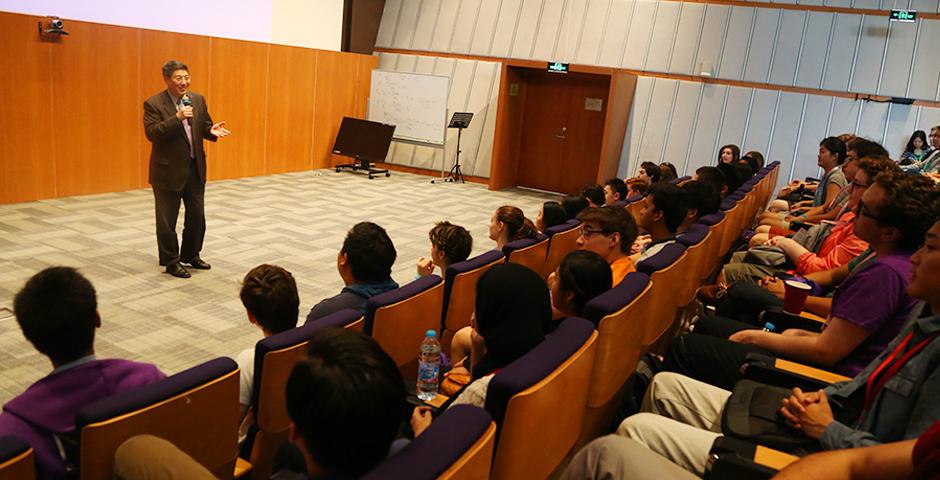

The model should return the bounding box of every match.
[153,160,205,265]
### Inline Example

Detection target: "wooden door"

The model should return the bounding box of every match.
[516,71,610,195]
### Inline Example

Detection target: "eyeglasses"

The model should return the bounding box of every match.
[856,200,882,222]
[578,226,608,238]
[171,75,191,82]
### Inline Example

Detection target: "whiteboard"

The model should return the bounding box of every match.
[368,70,449,146]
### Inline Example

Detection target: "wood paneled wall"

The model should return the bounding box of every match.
[0,11,378,205]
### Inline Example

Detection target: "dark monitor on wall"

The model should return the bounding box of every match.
[332,117,396,164]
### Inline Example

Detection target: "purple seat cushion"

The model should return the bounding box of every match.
[678,223,709,246]
[501,234,548,257]
[442,250,505,324]
[0,435,30,462]
[625,193,645,203]
[720,198,737,211]
[251,308,362,407]
[606,200,628,208]
[696,211,725,226]
[362,405,492,479]
[485,317,594,425]
[582,272,651,326]
[365,275,442,335]
[76,357,237,429]
[636,243,686,275]
[544,219,580,238]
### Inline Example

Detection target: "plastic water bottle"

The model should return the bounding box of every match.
[417,330,441,401]
[762,322,776,333]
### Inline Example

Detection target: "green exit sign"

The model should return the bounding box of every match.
[547,62,569,74]
[889,9,917,22]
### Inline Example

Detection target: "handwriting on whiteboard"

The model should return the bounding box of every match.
[368,70,449,146]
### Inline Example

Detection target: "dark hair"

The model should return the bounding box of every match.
[240,265,299,334]
[820,137,848,165]
[647,183,689,233]
[846,138,890,160]
[695,166,726,195]
[604,178,629,202]
[286,328,405,476]
[576,207,640,254]
[561,195,589,220]
[161,59,189,78]
[342,222,396,283]
[13,267,97,365]
[557,251,613,314]
[640,162,662,183]
[856,156,900,184]
[495,206,538,241]
[870,171,940,252]
[742,151,764,172]
[905,130,929,154]
[680,180,720,219]
[581,184,605,207]
[658,163,678,183]
[540,201,568,231]
[626,178,650,196]
[429,221,473,265]
[717,144,740,164]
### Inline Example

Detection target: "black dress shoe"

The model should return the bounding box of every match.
[166,262,191,278]
[183,257,211,270]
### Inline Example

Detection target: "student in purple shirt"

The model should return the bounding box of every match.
[0,267,165,479]
[657,171,937,390]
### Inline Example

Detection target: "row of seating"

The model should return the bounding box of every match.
[0,164,780,480]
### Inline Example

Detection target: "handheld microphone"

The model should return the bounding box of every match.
[181,95,192,125]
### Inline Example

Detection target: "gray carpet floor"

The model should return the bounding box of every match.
[0,169,555,401]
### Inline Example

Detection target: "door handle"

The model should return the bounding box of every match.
[554,126,567,139]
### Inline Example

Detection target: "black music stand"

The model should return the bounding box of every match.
[439,112,473,184]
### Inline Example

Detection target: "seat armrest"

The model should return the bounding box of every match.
[759,310,825,333]
[740,353,838,392]
[705,436,793,480]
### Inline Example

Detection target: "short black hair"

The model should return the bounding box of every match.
[648,183,689,233]
[604,178,629,202]
[561,195,589,220]
[162,59,189,78]
[13,267,97,365]
[820,137,847,165]
[342,222,396,283]
[680,180,720,219]
[286,328,405,476]
[742,151,765,172]
[541,201,568,230]
[240,264,300,334]
[429,221,473,264]
[576,207,640,254]
[581,184,605,206]
[658,163,678,183]
[557,250,613,314]
[846,137,889,160]
[640,162,663,183]
[870,171,940,252]
[695,166,726,195]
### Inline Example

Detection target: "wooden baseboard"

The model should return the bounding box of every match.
[379,163,490,186]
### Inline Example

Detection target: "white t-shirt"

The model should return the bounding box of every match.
[235,347,255,407]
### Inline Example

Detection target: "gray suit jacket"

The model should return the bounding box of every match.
[143,90,217,192]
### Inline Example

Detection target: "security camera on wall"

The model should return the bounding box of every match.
[38,16,69,36]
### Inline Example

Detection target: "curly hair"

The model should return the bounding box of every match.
[871,171,940,252]
[429,221,472,265]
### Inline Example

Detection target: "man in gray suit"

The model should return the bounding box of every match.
[144,60,230,278]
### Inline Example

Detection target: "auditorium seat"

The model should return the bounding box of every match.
[365,275,445,376]
[363,405,495,480]
[441,251,504,355]
[636,243,689,352]
[676,223,712,319]
[696,211,727,281]
[542,219,581,277]
[502,235,549,275]
[246,309,363,480]
[75,358,240,480]
[486,318,597,480]
[578,272,653,445]
[626,195,645,224]
[0,436,34,480]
